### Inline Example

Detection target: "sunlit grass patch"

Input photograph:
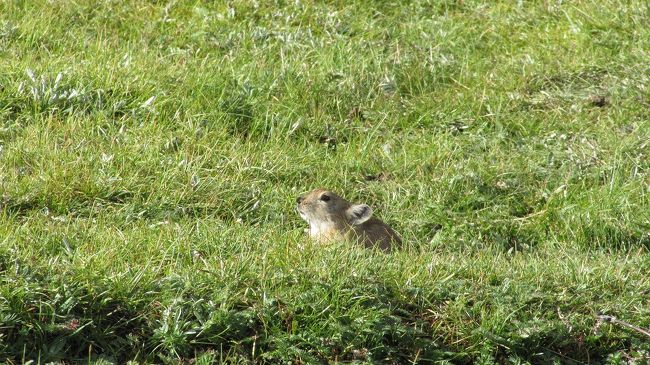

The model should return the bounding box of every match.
[0,0,649,363]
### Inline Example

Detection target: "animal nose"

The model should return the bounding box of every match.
[296,196,304,204]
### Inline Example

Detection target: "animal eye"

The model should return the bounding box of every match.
[320,194,331,202]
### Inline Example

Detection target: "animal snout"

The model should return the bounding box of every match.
[296,196,304,204]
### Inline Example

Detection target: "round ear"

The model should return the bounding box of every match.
[346,204,373,225]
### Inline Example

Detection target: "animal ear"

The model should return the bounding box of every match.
[346,204,373,225]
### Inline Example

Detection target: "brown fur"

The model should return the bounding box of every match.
[296,188,401,251]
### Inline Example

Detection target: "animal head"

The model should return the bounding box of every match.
[296,189,373,226]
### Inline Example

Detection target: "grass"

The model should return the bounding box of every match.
[0,0,649,363]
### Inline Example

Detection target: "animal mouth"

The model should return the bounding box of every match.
[296,205,308,221]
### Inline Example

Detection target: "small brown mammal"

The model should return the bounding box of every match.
[296,188,401,251]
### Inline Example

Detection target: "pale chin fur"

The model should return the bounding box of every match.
[296,205,309,222]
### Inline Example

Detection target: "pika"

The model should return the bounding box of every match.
[296,188,402,251]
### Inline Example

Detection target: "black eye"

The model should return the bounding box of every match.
[320,194,330,202]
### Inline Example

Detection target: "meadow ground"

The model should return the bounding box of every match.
[0,0,649,363]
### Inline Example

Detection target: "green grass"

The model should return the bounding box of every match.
[1,0,649,363]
